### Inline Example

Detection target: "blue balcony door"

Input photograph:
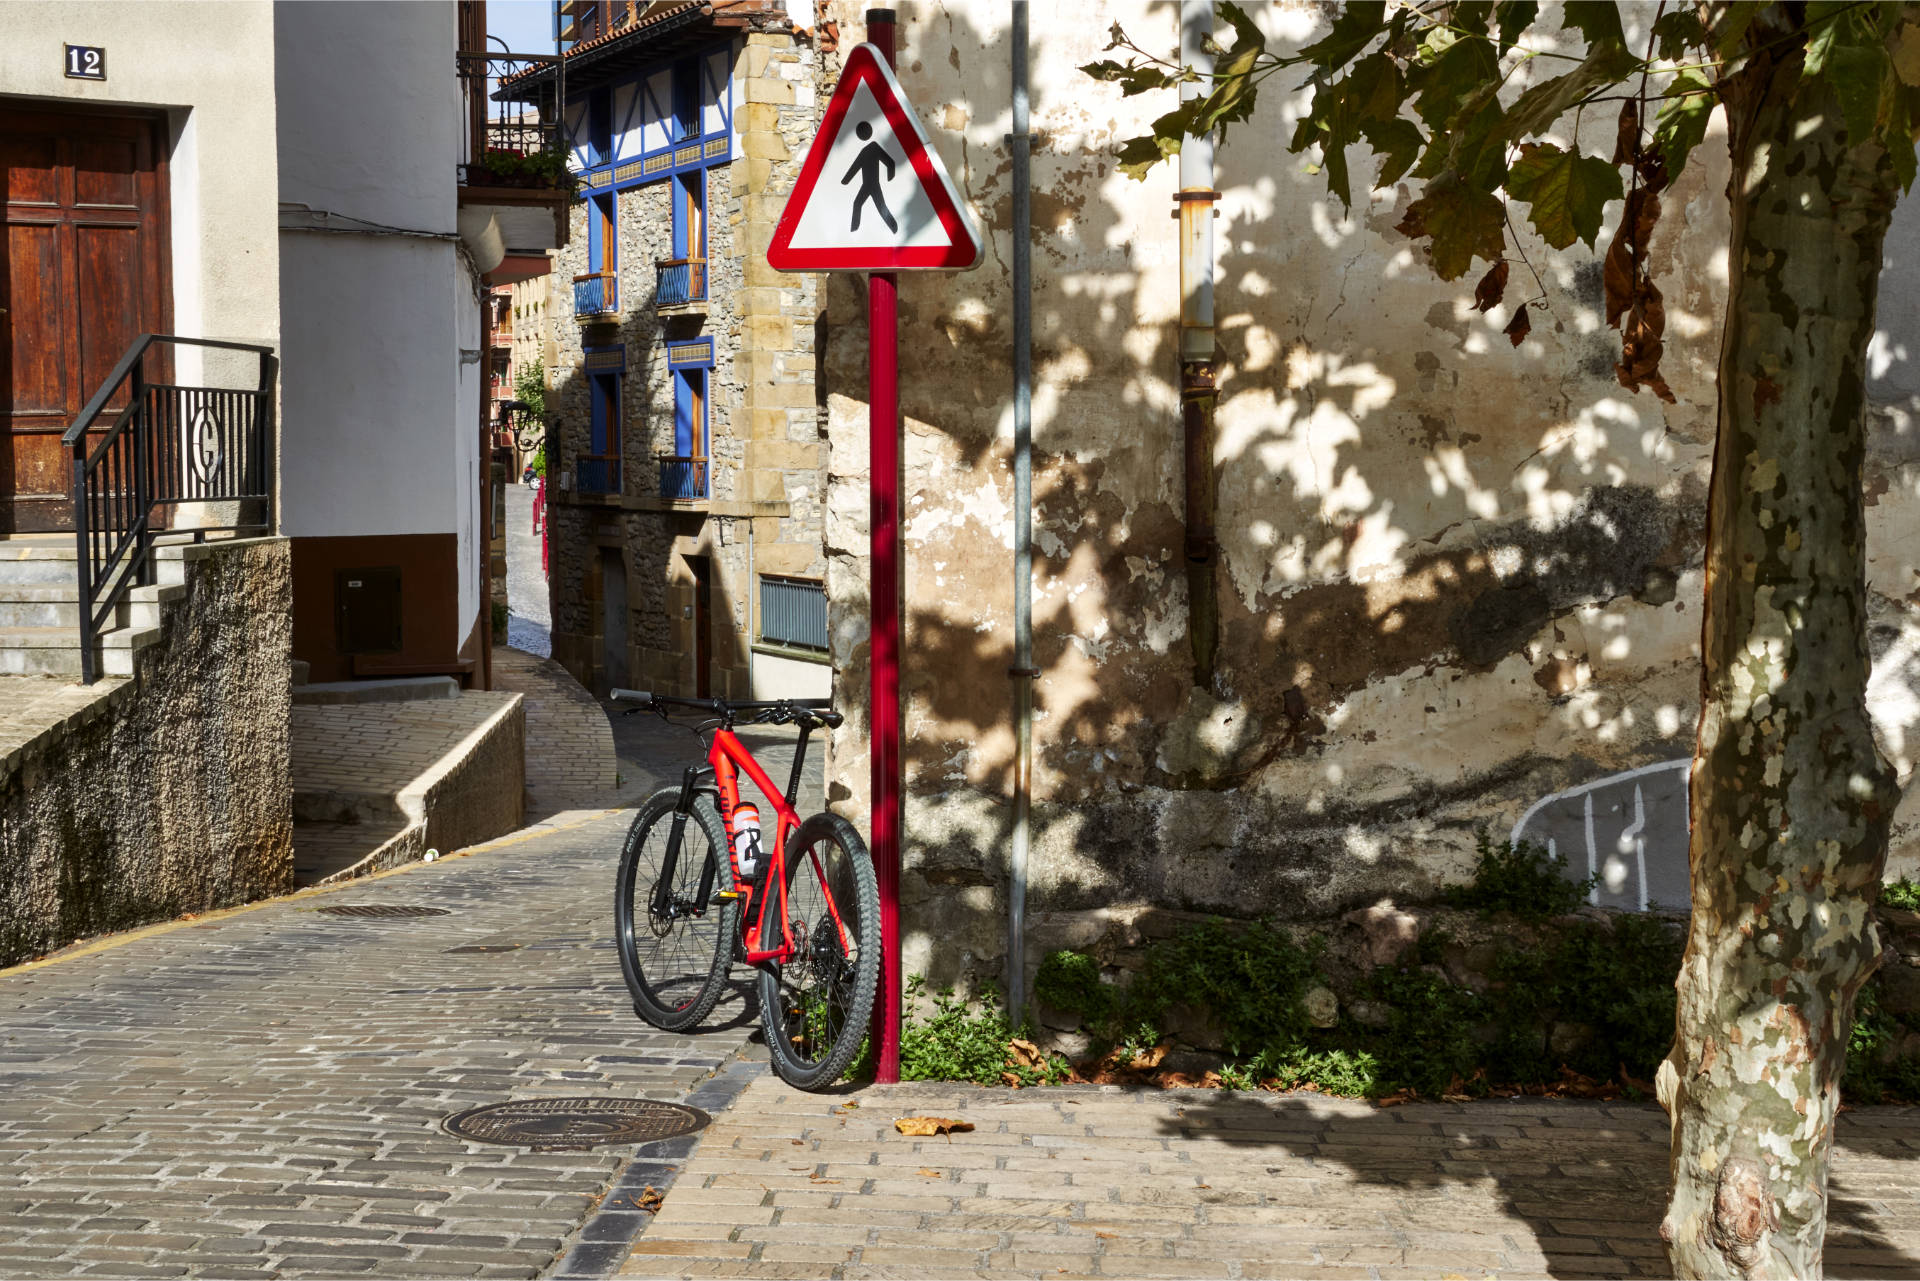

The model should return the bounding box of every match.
[588,193,616,274]
[671,170,704,260]
[584,370,621,494]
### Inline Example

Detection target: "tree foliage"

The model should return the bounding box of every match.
[1084,0,1920,392]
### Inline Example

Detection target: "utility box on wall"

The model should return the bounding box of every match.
[335,566,403,654]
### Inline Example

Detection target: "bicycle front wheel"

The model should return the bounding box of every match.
[615,789,737,1032]
[757,812,880,1089]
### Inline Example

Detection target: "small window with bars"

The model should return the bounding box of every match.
[759,575,827,652]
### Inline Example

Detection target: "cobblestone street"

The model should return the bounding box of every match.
[0,808,763,1280]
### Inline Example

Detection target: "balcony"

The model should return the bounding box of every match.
[574,272,618,321]
[658,456,710,501]
[655,258,708,311]
[577,456,622,495]
[457,48,570,254]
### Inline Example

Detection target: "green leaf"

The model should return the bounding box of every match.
[1502,37,1639,140]
[1115,130,1179,180]
[1297,0,1387,73]
[1494,0,1539,46]
[1409,24,1504,129]
[1561,1,1625,49]
[1396,170,1507,280]
[1505,141,1624,249]
[1363,118,1426,188]
[1217,0,1266,58]
[1889,83,1920,191]
[1710,4,1760,59]
[1892,21,1920,87]
[1079,59,1184,97]
[1650,9,1707,61]
[1650,68,1716,177]
[1828,41,1894,146]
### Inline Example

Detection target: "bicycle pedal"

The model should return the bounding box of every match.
[713,890,747,902]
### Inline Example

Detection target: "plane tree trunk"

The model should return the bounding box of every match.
[1658,29,1904,1281]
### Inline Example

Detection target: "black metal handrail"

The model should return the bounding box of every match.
[65,334,277,683]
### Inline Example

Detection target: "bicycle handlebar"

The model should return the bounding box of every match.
[609,689,842,729]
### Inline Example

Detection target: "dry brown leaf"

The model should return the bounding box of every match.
[1473,260,1509,313]
[917,1167,943,1177]
[632,1185,664,1212]
[1096,1232,1117,1240]
[895,1116,975,1138]
[1612,98,1640,167]
[1007,1037,1046,1069]
[1505,304,1532,348]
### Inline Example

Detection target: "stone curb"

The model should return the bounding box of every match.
[552,1059,769,1278]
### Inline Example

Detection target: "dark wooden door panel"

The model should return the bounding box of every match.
[0,106,168,532]
[5,223,66,417]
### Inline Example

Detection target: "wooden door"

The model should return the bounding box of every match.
[0,106,170,532]
[689,554,711,697]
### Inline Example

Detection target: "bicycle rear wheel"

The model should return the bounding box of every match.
[757,813,880,1089]
[615,788,737,1031]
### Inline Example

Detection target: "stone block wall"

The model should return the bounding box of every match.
[0,539,294,967]
[545,21,831,700]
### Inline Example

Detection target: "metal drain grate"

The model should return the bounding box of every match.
[315,904,451,918]
[444,1098,710,1151]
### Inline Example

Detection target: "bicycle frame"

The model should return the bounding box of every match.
[652,719,855,969]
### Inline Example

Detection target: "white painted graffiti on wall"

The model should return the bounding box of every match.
[1510,760,1692,913]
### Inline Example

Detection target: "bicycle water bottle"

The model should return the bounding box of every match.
[733,804,763,880]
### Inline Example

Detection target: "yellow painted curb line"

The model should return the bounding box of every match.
[1,807,627,979]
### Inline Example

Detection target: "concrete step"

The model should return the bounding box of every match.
[0,583,178,630]
[0,621,160,677]
[293,676,461,706]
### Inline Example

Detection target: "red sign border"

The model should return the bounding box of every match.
[767,43,982,272]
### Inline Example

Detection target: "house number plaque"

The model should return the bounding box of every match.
[64,44,105,80]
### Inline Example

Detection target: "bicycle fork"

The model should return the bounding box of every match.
[651,765,720,919]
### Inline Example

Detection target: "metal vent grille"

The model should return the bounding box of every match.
[760,575,827,651]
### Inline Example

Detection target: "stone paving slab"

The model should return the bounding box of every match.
[495,646,619,818]
[0,808,763,1279]
[617,1078,1920,1280]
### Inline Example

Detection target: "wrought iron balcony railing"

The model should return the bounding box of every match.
[63,334,277,684]
[457,49,564,190]
[577,455,621,495]
[655,258,708,308]
[574,272,618,318]
[658,456,709,501]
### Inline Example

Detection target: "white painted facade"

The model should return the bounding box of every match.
[0,1,281,389]
[273,0,484,653]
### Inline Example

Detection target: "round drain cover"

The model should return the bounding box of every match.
[443,1098,710,1151]
[317,904,450,918]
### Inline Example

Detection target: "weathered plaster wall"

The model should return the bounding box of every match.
[0,541,294,967]
[817,2,1920,987]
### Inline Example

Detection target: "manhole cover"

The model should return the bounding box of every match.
[316,904,451,918]
[444,1098,710,1150]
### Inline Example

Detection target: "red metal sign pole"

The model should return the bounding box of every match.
[867,6,904,1084]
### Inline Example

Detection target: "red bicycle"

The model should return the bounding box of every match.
[609,690,879,1089]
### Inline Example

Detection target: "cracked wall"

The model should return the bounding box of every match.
[812,1,1920,991]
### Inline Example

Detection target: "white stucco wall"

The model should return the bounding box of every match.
[274,0,460,235]
[0,1,280,356]
[273,0,483,650]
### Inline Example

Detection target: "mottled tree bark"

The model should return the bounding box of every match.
[1658,23,1903,1280]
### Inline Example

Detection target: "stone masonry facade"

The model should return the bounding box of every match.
[547,20,831,700]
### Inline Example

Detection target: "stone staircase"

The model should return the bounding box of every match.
[0,538,187,679]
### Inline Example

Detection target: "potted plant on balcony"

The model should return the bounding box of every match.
[469,147,577,195]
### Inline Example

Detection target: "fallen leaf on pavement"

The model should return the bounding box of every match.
[632,1186,663,1212]
[895,1116,974,1138]
[1096,1232,1116,1240]
[917,1167,943,1177]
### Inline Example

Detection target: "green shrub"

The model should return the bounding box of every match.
[898,976,1070,1087]
[1882,878,1920,912]
[1444,830,1597,918]
[1127,918,1315,1058]
[1034,950,1111,1026]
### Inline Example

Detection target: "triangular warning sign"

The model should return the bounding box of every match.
[768,43,983,272]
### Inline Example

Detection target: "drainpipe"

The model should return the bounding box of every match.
[1006,0,1036,1025]
[1178,0,1219,690]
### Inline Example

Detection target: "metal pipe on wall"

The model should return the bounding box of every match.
[1007,0,1035,1026]
[1178,0,1219,690]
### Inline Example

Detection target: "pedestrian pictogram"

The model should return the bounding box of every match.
[767,41,982,271]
